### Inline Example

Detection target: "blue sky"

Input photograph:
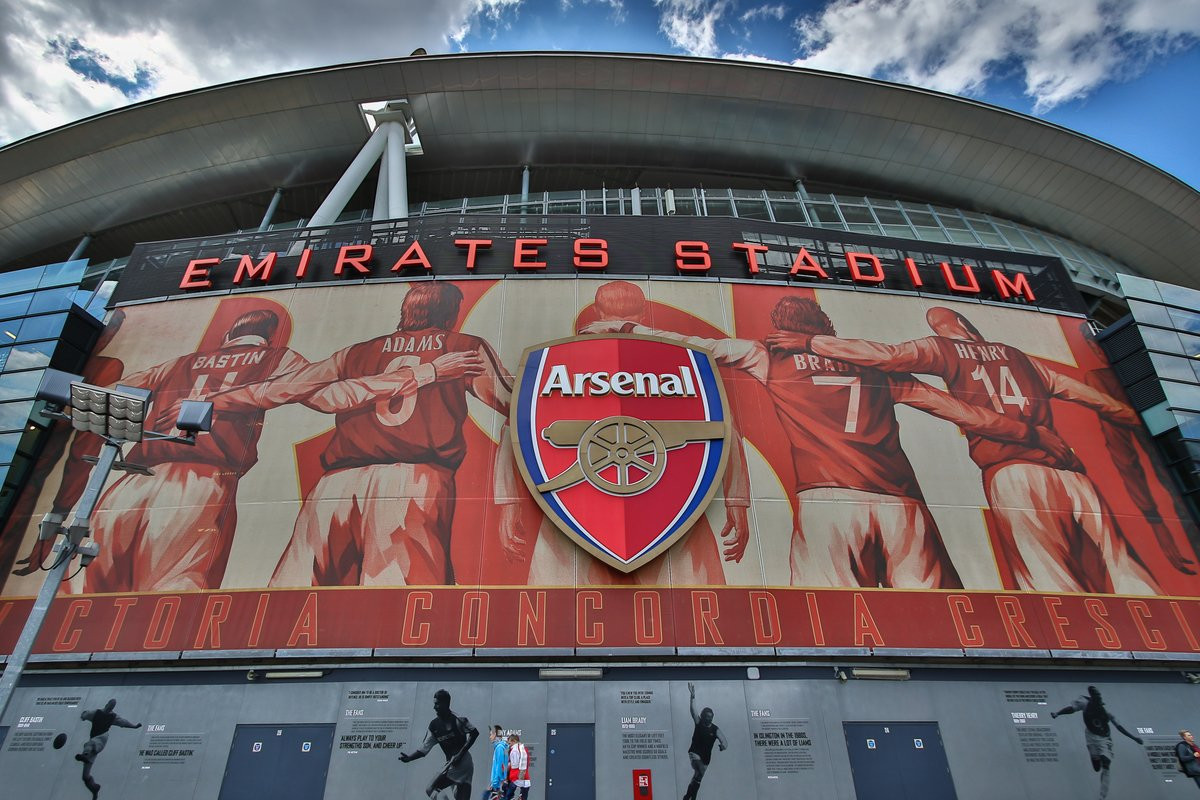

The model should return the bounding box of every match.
[0,0,1196,189]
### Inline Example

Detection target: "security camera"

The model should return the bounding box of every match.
[837,670,848,683]
[1184,672,1200,685]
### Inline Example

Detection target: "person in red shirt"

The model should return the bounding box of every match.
[769,306,1160,594]
[83,307,317,593]
[1078,323,1198,574]
[7,310,125,577]
[268,281,519,587]
[588,297,1067,589]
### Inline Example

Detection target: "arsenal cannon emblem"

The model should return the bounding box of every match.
[512,334,731,571]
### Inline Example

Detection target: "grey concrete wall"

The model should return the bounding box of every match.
[2,667,1197,799]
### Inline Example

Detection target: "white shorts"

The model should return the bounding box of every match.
[86,463,238,593]
[271,462,454,587]
[789,487,959,589]
[986,464,1159,595]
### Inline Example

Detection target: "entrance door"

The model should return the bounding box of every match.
[843,722,957,800]
[545,723,595,800]
[218,723,336,800]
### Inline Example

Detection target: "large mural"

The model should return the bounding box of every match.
[1,277,1197,654]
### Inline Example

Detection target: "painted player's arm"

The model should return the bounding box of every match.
[1110,715,1143,744]
[465,340,529,561]
[113,715,141,729]
[1037,362,1140,427]
[716,726,729,751]
[890,374,1075,465]
[766,333,945,375]
[399,728,438,762]
[586,322,771,382]
[688,683,699,724]
[721,428,751,563]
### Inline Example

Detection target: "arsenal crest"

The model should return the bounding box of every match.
[511,334,730,572]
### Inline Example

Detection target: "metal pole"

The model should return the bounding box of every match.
[257,188,283,232]
[306,123,390,228]
[521,166,530,203]
[386,122,408,220]
[68,234,92,262]
[373,150,389,220]
[0,439,119,721]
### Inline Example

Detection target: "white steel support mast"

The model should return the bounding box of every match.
[307,100,423,228]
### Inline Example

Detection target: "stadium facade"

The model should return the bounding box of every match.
[0,52,1199,800]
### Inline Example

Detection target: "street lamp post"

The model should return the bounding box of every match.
[0,368,213,720]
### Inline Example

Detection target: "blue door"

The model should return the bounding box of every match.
[218,723,335,800]
[545,723,595,800]
[843,722,958,800]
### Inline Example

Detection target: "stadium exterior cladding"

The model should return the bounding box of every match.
[0,51,1198,293]
[3,52,1200,800]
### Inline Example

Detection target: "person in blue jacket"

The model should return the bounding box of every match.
[483,724,508,800]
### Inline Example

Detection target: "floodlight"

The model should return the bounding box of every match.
[851,667,911,681]
[176,400,214,434]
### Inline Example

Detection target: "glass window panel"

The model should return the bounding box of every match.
[549,201,582,214]
[0,369,44,399]
[882,225,916,238]
[1019,230,1057,255]
[28,286,76,315]
[5,452,31,484]
[1140,326,1185,355]
[0,293,32,324]
[839,206,875,224]
[872,208,907,225]
[809,203,842,224]
[547,191,579,201]
[937,214,970,230]
[766,190,798,200]
[1161,283,1200,313]
[905,211,938,227]
[670,198,699,216]
[704,198,734,216]
[39,260,86,288]
[1168,307,1200,335]
[731,189,764,198]
[1164,382,1200,412]
[734,200,771,220]
[974,231,1007,247]
[508,204,545,215]
[847,223,881,234]
[1128,299,1174,327]
[914,227,950,243]
[584,200,607,215]
[1151,353,1199,383]
[0,268,43,297]
[0,400,34,432]
[769,203,807,223]
[945,229,980,245]
[16,313,66,343]
[0,431,20,463]
[466,195,504,208]
[640,198,660,215]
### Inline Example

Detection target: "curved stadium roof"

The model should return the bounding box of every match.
[1,51,1197,288]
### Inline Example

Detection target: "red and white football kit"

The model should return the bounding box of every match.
[805,334,1160,594]
[85,335,308,593]
[269,327,513,588]
[622,326,1038,589]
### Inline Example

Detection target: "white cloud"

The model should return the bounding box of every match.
[654,0,732,59]
[790,0,1200,112]
[561,0,627,23]
[739,4,785,24]
[0,0,525,145]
